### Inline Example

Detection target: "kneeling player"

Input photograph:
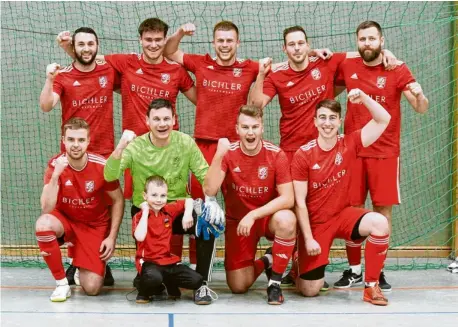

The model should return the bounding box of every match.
[292,91,391,305]
[204,105,296,305]
[36,118,124,302]
[133,175,216,305]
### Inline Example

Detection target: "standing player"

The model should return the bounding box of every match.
[36,118,124,302]
[292,91,391,305]
[40,27,118,285]
[334,21,429,291]
[104,98,223,304]
[204,105,296,305]
[57,18,198,266]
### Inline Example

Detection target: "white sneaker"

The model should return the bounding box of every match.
[74,268,80,286]
[447,259,458,274]
[50,278,71,302]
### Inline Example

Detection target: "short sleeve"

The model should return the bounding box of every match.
[220,154,230,174]
[164,200,186,220]
[43,166,55,184]
[53,75,64,96]
[131,211,142,237]
[263,73,278,99]
[275,151,292,185]
[104,179,120,192]
[347,130,363,153]
[327,52,347,75]
[183,54,203,74]
[291,150,309,182]
[104,54,131,74]
[179,68,195,92]
[396,63,416,92]
[334,60,346,87]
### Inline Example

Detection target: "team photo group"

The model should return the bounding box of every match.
[35,16,429,307]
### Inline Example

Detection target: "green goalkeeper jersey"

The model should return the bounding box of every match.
[104,131,209,207]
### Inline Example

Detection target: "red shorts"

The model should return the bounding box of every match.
[350,157,401,207]
[298,207,369,275]
[52,209,109,277]
[189,139,218,199]
[224,217,275,271]
[123,169,133,200]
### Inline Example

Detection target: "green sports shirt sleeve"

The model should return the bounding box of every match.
[104,145,133,182]
[108,131,209,207]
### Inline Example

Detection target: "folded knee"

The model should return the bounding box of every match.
[83,284,102,296]
[229,284,249,294]
[35,214,55,232]
[300,287,320,297]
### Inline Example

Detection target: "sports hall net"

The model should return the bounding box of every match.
[1,1,457,271]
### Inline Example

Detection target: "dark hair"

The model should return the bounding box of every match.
[144,175,167,192]
[238,105,263,120]
[356,21,383,36]
[138,18,169,37]
[72,27,99,45]
[147,98,174,117]
[213,20,239,39]
[315,99,342,117]
[62,117,90,136]
[283,26,307,45]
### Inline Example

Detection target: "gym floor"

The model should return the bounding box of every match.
[1,266,457,327]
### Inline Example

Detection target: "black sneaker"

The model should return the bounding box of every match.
[267,283,284,305]
[264,247,273,281]
[334,269,363,289]
[133,273,141,289]
[280,272,295,287]
[135,294,151,304]
[320,281,330,291]
[378,271,392,292]
[194,285,217,305]
[65,264,77,286]
[104,265,115,286]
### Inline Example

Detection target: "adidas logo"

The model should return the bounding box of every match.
[276,253,288,259]
[136,68,143,74]
[73,81,81,86]
[206,65,214,70]
[233,166,241,173]
[312,163,321,170]
[65,180,73,186]
[351,73,358,79]
[286,81,295,87]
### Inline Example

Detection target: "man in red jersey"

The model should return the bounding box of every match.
[292,91,392,305]
[203,105,296,305]
[40,27,118,157]
[35,118,124,302]
[40,27,119,285]
[333,21,429,292]
[57,18,198,267]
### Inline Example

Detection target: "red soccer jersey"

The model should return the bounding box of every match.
[53,61,118,156]
[291,131,362,225]
[336,57,415,158]
[104,54,194,134]
[132,201,185,267]
[263,54,346,152]
[43,153,120,226]
[220,141,292,220]
[183,54,259,141]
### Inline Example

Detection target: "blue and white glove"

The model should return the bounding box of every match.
[203,195,225,225]
[194,199,224,240]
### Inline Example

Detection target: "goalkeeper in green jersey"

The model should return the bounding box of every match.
[104,98,223,304]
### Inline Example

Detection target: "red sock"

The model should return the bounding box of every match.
[36,231,65,280]
[272,236,295,276]
[189,236,197,265]
[170,234,184,258]
[254,258,266,279]
[364,234,389,282]
[345,240,362,266]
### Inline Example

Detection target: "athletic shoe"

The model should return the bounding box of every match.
[50,278,71,302]
[378,271,392,292]
[320,281,330,291]
[363,283,388,306]
[194,285,218,305]
[264,247,273,281]
[65,265,77,286]
[280,272,295,286]
[334,269,363,289]
[447,259,458,273]
[104,265,115,286]
[135,294,151,304]
[267,283,284,305]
